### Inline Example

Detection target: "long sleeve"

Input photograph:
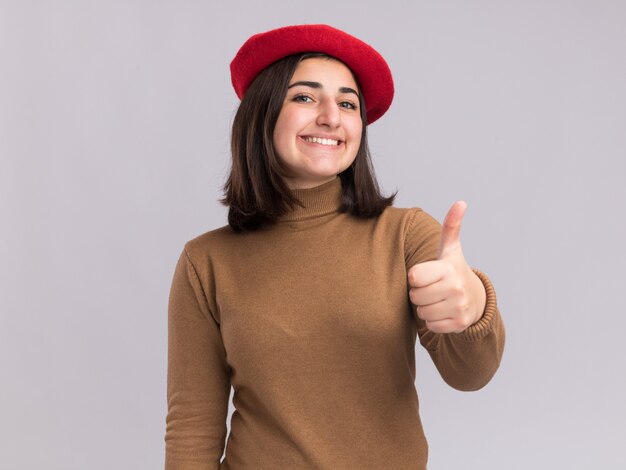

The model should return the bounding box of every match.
[404,208,506,391]
[164,246,231,470]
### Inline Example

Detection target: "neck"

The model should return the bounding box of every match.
[278,176,343,222]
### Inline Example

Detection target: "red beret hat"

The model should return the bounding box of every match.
[230,24,394,125]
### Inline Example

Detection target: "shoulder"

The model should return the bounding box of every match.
[379,205,440,236]
[186,223,233,246]
[380,205,442,266]
[180,223,237,266]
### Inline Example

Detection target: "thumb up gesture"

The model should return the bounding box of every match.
[407,201,487,334]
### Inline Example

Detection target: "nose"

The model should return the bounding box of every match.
[315,98,341,128]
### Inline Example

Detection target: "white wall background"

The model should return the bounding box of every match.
[1,1,625,468]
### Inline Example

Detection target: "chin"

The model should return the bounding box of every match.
[309,170,342,181]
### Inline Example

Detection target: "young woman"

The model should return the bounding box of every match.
[165,24,505,470]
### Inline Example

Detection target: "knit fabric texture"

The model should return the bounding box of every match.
[164,176,505,469]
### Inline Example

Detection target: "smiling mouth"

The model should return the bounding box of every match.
[299,136,343,147]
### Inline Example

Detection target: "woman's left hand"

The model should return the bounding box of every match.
[407,201,487,334]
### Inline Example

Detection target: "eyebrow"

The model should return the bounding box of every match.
[287,80,359,98]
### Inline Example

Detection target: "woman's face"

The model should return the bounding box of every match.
[273,57,363,189]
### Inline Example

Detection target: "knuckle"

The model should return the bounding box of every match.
[452,280,465,296]
[457,311,473,330]
[452,300,464,316]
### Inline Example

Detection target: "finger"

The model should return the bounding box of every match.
[437,200,467,259]
[424,318,461,334]
[409,283,446,307]
[415,301,454,323]
[407,260,448,288]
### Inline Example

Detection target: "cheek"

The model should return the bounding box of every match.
[273,108,303,150]
[356,126,363,142]
[272,115,287,150]
[350,122,363,146]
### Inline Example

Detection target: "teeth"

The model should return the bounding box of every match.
[303,136,339,146]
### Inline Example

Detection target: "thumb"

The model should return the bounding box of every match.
[437,201,467,259]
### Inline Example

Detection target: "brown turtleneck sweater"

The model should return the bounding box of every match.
[164,176,505,469]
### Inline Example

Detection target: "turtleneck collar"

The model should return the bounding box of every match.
[277,176,343,222]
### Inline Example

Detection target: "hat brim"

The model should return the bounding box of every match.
[230,24,394,125]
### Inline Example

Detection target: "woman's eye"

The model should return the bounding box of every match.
[340,101,358,110]
[293,94,313,103]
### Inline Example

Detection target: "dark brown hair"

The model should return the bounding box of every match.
[220,52,396,232]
